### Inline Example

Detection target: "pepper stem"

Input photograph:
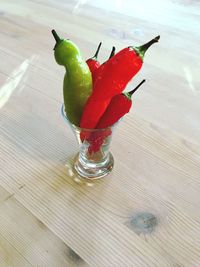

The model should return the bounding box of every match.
[93,42,102,59]
[135,35,160,60]
[109,46,116,59]
[52,29,61,43]
[128,79,146,97]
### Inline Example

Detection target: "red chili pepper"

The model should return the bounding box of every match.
[97,79,145,128]
[88,80,145,153]
[86,42,102,74]
[92,46,115,84]
[80,36,160,129]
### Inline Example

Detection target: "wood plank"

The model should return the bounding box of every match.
[0,192,89,267]
[0,190,34,267]
[0,0,200,266]
[0,235,32,267]
[0,95,200,266]
[0,185,11,204]
[2,68,199,264]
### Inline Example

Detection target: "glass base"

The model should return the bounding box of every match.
[74,152,114,180]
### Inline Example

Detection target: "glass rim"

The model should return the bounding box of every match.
[61,104,119,132]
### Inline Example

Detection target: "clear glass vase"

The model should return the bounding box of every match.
[61,105,117,179]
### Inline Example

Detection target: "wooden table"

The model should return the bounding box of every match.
[0,1,200,266]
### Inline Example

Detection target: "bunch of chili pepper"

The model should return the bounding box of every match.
[80,36,160,153]
[52,30,160,154]
[81,36,160,130]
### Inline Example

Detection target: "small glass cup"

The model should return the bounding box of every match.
[61,105,117,179]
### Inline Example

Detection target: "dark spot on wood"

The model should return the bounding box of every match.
[3,193,15,202]
[19,184,25,190]
[67,247,84,263]
[127,212,158,235]
[36,219,47,230]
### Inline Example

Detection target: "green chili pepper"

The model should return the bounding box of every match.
[52,29,92,126]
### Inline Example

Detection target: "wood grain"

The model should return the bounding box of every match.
[0,0,200,266]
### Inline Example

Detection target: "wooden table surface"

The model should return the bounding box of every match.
[0,0,200,266]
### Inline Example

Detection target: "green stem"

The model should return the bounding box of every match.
[93,42,102,59]
[135,35,160,60]
[127,79,146,97]
[109,46,115,59]
[52,29,61,43]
